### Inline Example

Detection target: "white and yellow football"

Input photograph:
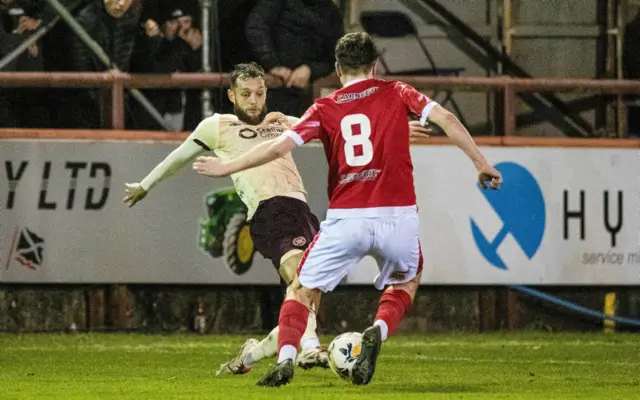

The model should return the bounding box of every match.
[327,332,363,380]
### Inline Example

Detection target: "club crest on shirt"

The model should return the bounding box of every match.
[292,236,307,247]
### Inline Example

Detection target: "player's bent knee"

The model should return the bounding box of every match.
[311,291,322,312]
[285,275,303,298]
[286,275,320,309]
[387,271,421,301]
[278,250,303,284]
[296,286,320,310]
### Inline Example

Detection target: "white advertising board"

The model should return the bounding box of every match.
[348,147,640,285]
[2,140,638,284]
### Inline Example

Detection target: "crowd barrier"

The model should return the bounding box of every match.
[1,128,639,147]
[2,72,640,136]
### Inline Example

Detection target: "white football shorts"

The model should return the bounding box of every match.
[297,210,423,292]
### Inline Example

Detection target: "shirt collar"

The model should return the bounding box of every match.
[343,78,369,87]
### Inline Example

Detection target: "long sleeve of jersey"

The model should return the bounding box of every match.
[139,139,204,191]
[139,114,221,191]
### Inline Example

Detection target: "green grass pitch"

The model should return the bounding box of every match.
[1,332,639,399]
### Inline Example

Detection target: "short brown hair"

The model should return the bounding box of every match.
[230,62,265,87]
[335,32,380,74]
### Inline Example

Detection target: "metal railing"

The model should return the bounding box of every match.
[1,71,640,136]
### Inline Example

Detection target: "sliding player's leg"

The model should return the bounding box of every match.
[216,250,326,376]
[279,250,327,369]
[352,212,423,386]
[257,218,369,387]
[216,197,323,376]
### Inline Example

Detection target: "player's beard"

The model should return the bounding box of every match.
[234,104,267,125]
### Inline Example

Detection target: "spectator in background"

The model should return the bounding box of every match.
[217,0,256,72]
[245,0,343,117]
[128,2,202,131]
[65,0,141,128]
[171,4,204,132]
[0,0,50,127]
[39,0,93,129]
[202,0,256,118]
[70,0,140,71]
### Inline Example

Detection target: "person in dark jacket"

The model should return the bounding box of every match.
[69,0,140,71]
[65,0,141,128]
[218,0,256,71]
[128,2,202,130]
[245,0,344,117]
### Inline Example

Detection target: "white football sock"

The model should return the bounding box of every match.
[278,345,297,363]
[300,309,320,350]
[374,320,389,341]
[245,326,279,367]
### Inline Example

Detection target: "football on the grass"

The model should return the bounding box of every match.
[328,332,362,380]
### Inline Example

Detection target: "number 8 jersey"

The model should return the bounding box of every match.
[283,78,438,219]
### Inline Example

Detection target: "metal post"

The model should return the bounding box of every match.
[606,0,617,137]
[504,82,516,136]
[616,0,627,138]
[503,0,513,57]
[110,73,125,129]
[44,0,168,130]
[348,0,362,29]
[200,0,214,119]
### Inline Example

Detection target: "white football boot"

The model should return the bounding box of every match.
[216,338,259,376]
[295,346,330,370]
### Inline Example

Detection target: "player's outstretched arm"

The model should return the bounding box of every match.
[123,139,206,207]
[124,115,221,207]
[428,105,502,190]
[193,135,297,178]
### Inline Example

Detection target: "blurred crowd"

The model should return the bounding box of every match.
[0,0,344,130]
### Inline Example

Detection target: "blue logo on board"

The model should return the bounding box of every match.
[470,162,546,270]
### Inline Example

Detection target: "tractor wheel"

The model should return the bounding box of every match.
[222,213,255,275]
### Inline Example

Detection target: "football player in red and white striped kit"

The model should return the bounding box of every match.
[193,32,502,387]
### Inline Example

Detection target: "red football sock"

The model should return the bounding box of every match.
[374,290,412,337]
[277,299,309,353]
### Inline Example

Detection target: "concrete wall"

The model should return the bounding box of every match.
[3,285,640,334]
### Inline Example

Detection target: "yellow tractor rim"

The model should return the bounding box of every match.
[237,224,254,264]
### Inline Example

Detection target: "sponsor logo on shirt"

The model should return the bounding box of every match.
[238,127,285,140]
[338,169,381,185]
[336,87,379,104]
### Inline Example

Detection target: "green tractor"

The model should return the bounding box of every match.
[197,187,256,275]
